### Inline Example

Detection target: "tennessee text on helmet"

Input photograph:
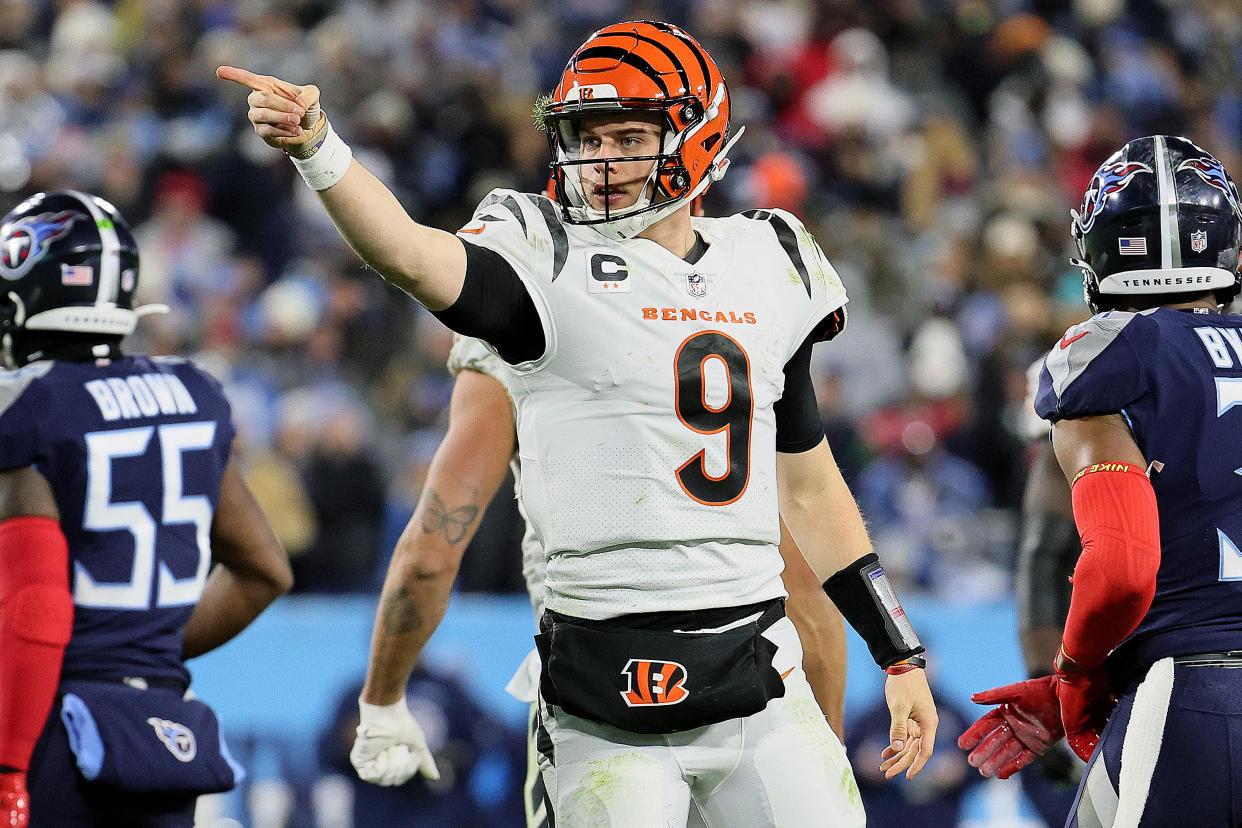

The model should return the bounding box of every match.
[537,20,745,240]
[0,190,167,367]
[1070,135,1242,313]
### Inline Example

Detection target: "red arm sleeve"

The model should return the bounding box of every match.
[1058,462,1161,672]
[0,517,73,771]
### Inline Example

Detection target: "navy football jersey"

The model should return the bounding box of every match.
[0,355,235,684]
[1036,308,1242,674]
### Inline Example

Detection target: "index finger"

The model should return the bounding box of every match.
[880,735,920,779]
[905,718,938,779]
[216,66,299,101]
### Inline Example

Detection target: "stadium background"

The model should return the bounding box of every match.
[7,0,1238,824]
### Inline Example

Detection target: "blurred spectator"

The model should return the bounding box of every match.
[804,27,915,144]
[856,400,994,596]
[134,168,238,350]
[294,390,387,592]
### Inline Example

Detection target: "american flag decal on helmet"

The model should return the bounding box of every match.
[60,264,93,286]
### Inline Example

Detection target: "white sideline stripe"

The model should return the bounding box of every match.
[524,703,546,828]
[1114,657,1174,828]
[1077,755,1118,828]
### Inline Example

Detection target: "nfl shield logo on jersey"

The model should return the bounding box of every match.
[686,272,707,298]
[1191,229,1208,253]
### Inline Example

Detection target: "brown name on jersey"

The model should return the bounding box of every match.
[641,308,757,324]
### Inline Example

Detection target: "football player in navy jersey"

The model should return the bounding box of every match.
[961,136,1242,826]
[0,191,292,827]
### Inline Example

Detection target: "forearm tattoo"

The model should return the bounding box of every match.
[380,585,421,635]
[421,489,480,545]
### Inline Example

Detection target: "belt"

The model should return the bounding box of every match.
[122,676,189,693]
[1173,651,1242,666]
[61,675,189,694]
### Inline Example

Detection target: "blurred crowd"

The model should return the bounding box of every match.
[7,0,1241,601]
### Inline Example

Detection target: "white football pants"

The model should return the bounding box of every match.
[534,615,866,827]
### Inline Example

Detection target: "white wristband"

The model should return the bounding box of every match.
[290,120,352,191]
[357,695,409,728]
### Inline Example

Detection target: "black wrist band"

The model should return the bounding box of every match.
[822,552,925,669]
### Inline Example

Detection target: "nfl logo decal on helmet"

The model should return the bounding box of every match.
[1070,136,1242,313]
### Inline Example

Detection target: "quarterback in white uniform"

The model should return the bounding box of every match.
[365,332,855,828]
[221,18,937,827]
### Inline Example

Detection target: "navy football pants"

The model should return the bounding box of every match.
[1068,657,1242,828]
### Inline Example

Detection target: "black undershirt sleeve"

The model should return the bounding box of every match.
[775,329,826,453]
[428,240,546,364]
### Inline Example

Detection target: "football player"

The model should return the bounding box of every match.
[962,136,1242,826]
[0,191,292,826]
[352,333,851,828]
[220,20,936,826]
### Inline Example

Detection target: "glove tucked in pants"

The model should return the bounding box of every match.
[1068,655,1242,828]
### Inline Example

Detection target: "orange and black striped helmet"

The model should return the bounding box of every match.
[542,21,742,238]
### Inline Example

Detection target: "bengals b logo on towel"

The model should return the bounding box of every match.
[621,659,689,706]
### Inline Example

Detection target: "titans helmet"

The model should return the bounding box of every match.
[0,190,166,366]
[1071,135,1242,314]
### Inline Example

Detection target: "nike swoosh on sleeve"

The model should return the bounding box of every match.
[1060,330,1089,349]
[458,224,486,235]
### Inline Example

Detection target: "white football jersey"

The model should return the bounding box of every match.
[458,189,848,619]
[446,334,546,622]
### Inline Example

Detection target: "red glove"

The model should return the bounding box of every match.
[1055,647,1116,762]
[0,773,28,828]
[958,675,1063,779]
